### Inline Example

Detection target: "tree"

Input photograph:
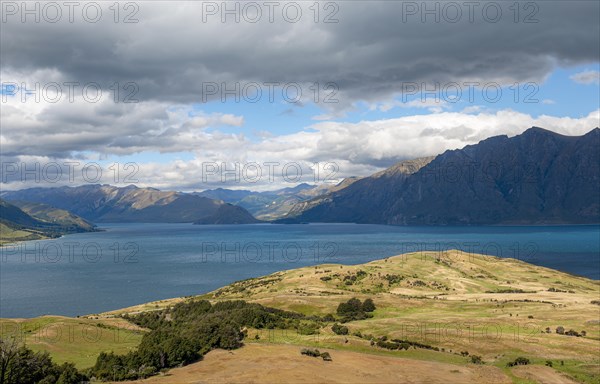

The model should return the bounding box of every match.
[56,363,86,384]
[331,323,349,335]
[361,299,376,312]
[0,338,20,384]
[337,298,362,316]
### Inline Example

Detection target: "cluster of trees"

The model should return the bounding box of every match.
[300,348,332,361]
[331,323,349,335]
[91,300,309,381]
[373,336,438,352]
[506,357,530,367]
[336,298,376,322]
[0,338,87,384]
[554,326,587,337]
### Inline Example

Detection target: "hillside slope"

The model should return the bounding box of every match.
[98,250,599,384]
[282,127,600,225]
[197,179,362,220]
[0,199,96,244]
[1,185,258,224]
[280,157,434,223]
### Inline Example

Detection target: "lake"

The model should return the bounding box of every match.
[1,223,598,318]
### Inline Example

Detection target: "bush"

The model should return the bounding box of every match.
[545,360,553,367]
[301,348,321,357]
[320,352,332,361]
[507,357,530,367]
[362,298,376,312]
[470,355,483,364]
[336,298,376,322]
[331,323,349,335]
[297,323,320,335]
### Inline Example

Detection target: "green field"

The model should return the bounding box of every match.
[0,316,144,369]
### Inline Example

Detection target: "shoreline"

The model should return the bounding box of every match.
[3,249,599,321]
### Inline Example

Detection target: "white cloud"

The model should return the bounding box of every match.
[570,70,600,85]
[3,105,597,191]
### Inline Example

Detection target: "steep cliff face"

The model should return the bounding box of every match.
[280,157,434,223]
[282,128,600,225]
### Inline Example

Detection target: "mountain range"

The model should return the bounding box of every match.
[2,127,598,229]
[195,179,360,220]
[1,184,258,224]
[281,127,600,225]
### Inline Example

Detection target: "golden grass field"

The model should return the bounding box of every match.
[3,250,599,383]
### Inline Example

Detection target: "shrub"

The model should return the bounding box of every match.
[332,323,349,335]
[507,357,530,367]
[545,360,553,367]
[470,355,483,364]
[301,348,321,357]
[336,298,376,321]
[320,352,332,361]
[297,323,320,335]
[362,298,376,312]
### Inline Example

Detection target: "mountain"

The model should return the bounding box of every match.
[196,180,361,220]
[1,185,258,224]
[279,157,434,223]
[282,127,600,225]
[194,203,261,224]
[10,200,96,232]
[0,199,96,244]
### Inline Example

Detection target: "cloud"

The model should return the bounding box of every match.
[2,104,598,191]
[570,70,600,85]
[1,1,599,191]
[1,1,599,111]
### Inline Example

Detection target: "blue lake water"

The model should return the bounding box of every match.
[1,223,599,318]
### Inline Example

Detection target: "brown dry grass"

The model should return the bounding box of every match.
[114,343,512,384]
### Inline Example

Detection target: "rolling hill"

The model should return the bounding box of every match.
[60,250,598,384]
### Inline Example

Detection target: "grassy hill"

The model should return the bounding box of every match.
[0,316,144,369]
[0,199,97,245]
[2,250,599,383]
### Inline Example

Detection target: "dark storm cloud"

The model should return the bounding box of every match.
[1,1,598,107]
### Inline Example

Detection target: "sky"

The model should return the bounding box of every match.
[1,0,599,191]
